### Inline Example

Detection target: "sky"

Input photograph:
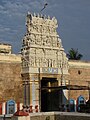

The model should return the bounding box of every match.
[0,0,90,60]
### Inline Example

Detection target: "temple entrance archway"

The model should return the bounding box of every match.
[41,77,60,112]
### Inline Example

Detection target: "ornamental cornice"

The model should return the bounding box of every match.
[26,32,59,37]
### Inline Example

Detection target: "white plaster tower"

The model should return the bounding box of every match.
[21,12,69,112]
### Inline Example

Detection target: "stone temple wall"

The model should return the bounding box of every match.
[67,60,90,100]
[0,54,23,103]
[0,55,90,104]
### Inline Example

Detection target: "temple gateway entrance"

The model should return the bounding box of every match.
[41,77,60,112]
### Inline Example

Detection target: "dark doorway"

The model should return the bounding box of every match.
[41,77,59,112]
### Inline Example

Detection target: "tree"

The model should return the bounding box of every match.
[67,48,83,60]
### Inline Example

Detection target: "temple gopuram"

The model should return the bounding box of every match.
[21,12,69,112]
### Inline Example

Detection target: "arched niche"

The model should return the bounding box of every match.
[6,100,15,114]
[77,95,86,112]
[69,99,75,112]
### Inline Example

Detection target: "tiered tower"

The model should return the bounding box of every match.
[21,12,69,112]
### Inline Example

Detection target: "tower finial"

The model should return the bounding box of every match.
[34,13,36,17]
[48,15,50,19]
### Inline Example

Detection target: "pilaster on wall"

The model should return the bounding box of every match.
[2,102,5,115]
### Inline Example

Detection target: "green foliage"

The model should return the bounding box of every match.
[67,48,83,60]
